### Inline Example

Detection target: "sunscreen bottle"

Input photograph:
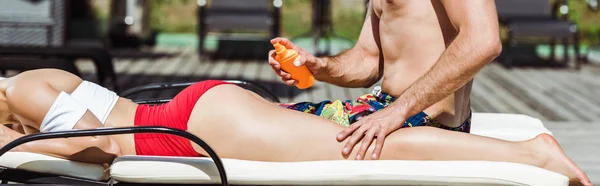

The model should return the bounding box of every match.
[273,43,315,89]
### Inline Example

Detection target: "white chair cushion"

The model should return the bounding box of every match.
[111,156,567,186]
[110,113,567,185]
[0,151,109,181]
[471,112,552,141]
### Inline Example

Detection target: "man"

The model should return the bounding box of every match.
[268,0,502,160]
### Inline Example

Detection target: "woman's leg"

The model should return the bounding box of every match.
[187,84,590,185]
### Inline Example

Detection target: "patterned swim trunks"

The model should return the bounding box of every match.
[279,86,471,133]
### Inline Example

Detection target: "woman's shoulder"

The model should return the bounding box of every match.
[5,69,84,128]
[7,69,83,94]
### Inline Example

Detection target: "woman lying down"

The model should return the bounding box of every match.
[0,69,591,186]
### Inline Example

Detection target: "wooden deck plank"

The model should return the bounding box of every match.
[208,60,229,78]
[510,69,594,121]
[113,59,133,74]
[470,78,499,113]
[544,121,600,183]
[158,56,185,76]
[474,71,548,119]
[564,67,600,88]
[117,59,155,92]
[176,56,201,78]
[482,64,578,121]
[121,59,150,75]
[241,62,260,80]
[191,58,214,78]
[225,60,244,79]
[310,82,329,102]
[538,69,600,106]
[121,58,166,99]
[525,69,600,120]
[471,76,519,113]
[257,61,274,81]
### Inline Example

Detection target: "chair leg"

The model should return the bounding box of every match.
[550,38,556,63]
[91,50,119,93]
[562,37,569,67]
[573,33,581,70]
[505,37,514,68]
[197,6,206,58]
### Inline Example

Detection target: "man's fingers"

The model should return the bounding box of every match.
[356,128,377,160]
[284,79,297,86]
[278,70,291,79]
[293,56,306,67]
[342,127,366,156]
[268,52,281,70]
[337,122,361,141]
[270,37,296,49]
[372,129,387,160]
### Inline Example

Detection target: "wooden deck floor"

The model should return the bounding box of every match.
[70,46,599,183]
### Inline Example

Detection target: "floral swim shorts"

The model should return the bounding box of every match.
[279,86,471,133]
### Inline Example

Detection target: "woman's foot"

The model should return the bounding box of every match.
[532,133,592,186]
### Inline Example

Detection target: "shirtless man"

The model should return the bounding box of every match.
[269,0,502,160]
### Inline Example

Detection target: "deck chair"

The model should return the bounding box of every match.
[0,82,569,186]
[495,0,581,69]
[0,0,119,92]
[196,0,281,59]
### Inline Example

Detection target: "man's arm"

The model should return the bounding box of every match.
[387,0,502,118]
[270,1,383,88]
[316,1,383,88]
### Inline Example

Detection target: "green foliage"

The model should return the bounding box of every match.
[149,0,197,33]
[567,0,600,45]
[280,0,313,37]
[107,0,599,45]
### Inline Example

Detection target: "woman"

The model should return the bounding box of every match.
[0,69,591,185]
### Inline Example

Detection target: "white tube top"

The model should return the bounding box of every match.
[40,81,119,132]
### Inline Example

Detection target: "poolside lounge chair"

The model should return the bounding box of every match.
[0,82,569,186]
[0,0,118,92]
[495,0,581,69]
[196,0,281,59]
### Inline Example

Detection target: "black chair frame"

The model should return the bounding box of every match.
[196,0,281,58]
[498,0,582,69]
[121,80,280,103]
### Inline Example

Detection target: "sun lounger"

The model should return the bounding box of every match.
[0,112,566,186]
[0,82,567,186]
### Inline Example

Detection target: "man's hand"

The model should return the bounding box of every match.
[336,108,405,160]
[268,37,325,86]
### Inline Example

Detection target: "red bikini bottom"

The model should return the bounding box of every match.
[133,80,230,157]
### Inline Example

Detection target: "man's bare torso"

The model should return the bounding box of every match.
[372,0,472,127]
